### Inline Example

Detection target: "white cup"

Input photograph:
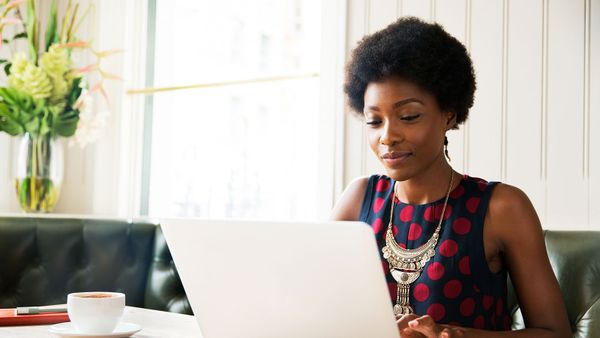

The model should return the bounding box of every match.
[67,292,125,334]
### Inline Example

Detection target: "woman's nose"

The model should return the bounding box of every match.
[379,122,401,146]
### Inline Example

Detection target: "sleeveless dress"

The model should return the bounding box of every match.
[359,174,512,330]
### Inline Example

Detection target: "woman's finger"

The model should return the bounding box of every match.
[407,315,440,337]
[439,327,465,338]
[396,313,419,329]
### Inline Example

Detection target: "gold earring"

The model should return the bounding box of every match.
[444,136,451,161]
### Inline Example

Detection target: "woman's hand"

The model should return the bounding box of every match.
[397,314,465,338]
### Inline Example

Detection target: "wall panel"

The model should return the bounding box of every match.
[343,0,598,229]
[435,0,467,174]
[546,0,587,228]
[468,0,503,181]
[401,0,432,20]
[505,0,546,222]
[589,0,600,229]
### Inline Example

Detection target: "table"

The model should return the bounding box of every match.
[0,306,203,338]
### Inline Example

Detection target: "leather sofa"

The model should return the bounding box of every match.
[0,216,191,314]
[507,231,600,338]
[1,217,598,337]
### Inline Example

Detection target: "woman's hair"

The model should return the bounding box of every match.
[344,17,476,128]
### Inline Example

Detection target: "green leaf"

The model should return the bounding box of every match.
[45,0,59,51]
[26,0,38,62]
[53,112,79,137]
[40,108,51,135]
[66,77,83,107]
[0,103,25,136]
[0,87,20,106]
[13,32,28,40]
[4,62,12,76]
[0,59,8,64]
[24,116,40,136]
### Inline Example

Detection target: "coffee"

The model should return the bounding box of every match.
[76,293,113,299]
[67,292,125,334]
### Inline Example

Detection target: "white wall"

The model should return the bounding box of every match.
[343,0,600,230]
[1,0,598,230]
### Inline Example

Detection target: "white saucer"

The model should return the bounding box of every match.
[48,322,142,338]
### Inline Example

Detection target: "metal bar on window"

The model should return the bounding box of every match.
[126,72,319,95]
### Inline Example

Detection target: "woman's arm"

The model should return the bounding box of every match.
[329,176,369,221]
[398,184,571,338]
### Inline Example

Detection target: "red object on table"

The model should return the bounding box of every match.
[0,308,70,326]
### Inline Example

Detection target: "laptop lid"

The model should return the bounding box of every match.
[160,218,400,338]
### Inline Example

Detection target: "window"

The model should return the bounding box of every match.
[143,0,322,219]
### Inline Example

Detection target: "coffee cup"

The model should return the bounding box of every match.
[67,292,125,334]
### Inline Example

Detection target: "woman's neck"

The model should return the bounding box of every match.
[394,160,457,205]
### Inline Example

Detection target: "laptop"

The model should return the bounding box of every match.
[160,218,400,338]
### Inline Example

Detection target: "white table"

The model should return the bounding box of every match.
[0,307,203,338]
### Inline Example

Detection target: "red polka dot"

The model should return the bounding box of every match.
[443,280,463,299]
[392,225,399,237]
[473,284,481,293]
[473,315,485,329]
[442,205,453,220]
[459,256,471,275]
[407,223,422,240]
[376,179,391,192]
[478,180,487,191]
[439,239,458,257]
[483,295,493,310]
[427,303,446,322]
[373,197,385,213]
[399,205,414,222]
[496,298,504,316]
[450,184,465,199]
[413,283,430,302]
[452,217,471,235]
[424,204,453,222]
[466,197,480,213]
[491,315,497,328]
[427,262,445,280]
[460,298,475,317]
[372,218,383,234]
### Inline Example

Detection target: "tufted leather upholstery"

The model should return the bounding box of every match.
[0,216,192,314]
[508,231,600,338]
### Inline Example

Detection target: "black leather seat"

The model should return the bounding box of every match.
[0,217,191,314]
[1,217,598,337]
[507,231,600,337]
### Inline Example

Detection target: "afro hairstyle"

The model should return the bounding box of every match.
[344,17,476,128]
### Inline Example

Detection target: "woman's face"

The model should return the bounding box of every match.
[363,77,454,181]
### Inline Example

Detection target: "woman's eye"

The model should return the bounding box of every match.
[401,114,421,121]
[365,120,381,126]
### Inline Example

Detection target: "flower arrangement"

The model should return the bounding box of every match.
[0,0,116,212]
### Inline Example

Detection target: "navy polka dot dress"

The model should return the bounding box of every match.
[359,174,512,330]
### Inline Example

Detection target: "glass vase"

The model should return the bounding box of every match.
[13,133,64,213]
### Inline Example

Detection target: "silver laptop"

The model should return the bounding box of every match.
[160,218,400,338]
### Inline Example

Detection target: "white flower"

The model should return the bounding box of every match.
[69,95,109,148]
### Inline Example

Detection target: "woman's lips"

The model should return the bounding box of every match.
[381,151,412,166]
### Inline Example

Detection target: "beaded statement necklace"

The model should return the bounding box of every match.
[382,170,454,317]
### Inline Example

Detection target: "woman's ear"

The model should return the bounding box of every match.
[445,112,457,130]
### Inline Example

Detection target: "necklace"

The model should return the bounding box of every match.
[382,170,454,317]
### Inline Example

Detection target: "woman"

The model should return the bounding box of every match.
[331,17,570,338]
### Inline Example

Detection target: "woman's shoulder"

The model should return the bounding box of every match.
[484,181,542,249]
[330,174,389,221]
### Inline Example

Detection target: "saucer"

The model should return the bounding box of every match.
[48,322,142,337]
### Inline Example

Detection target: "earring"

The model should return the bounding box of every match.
[444,136,451,162]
